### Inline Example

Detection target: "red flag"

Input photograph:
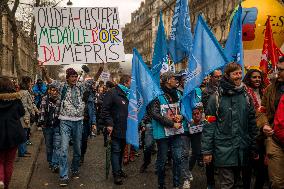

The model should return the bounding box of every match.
[259,17,283,84]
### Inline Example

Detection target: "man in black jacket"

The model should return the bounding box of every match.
[101,75,131,185]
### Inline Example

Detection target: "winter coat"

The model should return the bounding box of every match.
[258,80,284,126]
[19,90,37,128]
[101,86,129,139]
[0,92,26,150]
[202,78,258,167]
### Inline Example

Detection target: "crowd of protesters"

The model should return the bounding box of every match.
[0,56,283,189]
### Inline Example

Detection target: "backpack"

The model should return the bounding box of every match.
[273,94,284,147]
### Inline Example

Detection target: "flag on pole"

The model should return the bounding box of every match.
[181,15,228,121]
[224,5,244,74]
[151,11,169,83]
[259,16,283,75]
[168,0,193,64]
[126,49,164,149]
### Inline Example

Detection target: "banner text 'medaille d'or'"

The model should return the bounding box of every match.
[34,7,125,65]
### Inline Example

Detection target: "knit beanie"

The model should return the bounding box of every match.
[66,68,78,79]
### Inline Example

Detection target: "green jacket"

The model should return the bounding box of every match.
[202,84,258,167]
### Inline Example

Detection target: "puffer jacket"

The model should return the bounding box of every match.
[0,92,26,150]
[202,77,258,167]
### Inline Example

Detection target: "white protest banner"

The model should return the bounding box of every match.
[34,7,125,65]
[99,71,110,81]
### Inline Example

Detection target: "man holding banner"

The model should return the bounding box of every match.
[41,67,92,186]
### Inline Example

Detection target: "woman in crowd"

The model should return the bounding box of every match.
[243,69,269,188]
[0,77,26,189]
[18,76,38,157]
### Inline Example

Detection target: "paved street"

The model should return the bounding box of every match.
[28,135,208,189]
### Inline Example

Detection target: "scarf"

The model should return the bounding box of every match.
[161,85,179,103]
[219,77,245,96]
[118,84,130,99]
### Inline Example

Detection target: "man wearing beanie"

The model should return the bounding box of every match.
[41,67,97,187]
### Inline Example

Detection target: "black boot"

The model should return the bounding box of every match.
[113,174,123,185]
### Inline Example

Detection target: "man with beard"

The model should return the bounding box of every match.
[259,56,284,189]
[149,71,184,189]
[202,62,258,189]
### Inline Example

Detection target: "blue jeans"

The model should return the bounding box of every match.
[18,128,28,156]
[42,126,61,168]
[143,124,155,166]
[59,120,83,180]
[111,137,126,175]
[181,133,191,181]
[156,135,182,187]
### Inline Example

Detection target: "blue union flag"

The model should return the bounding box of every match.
[126,49,163,149]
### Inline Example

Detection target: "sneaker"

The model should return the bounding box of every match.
[0,181,4,189]
[119,170,127,178]
[26,140,33,145]
[59,179,69,187]
[183,180,191,189]
[189,174,194,181]
[113,175,123,185]
[71,171,80,179]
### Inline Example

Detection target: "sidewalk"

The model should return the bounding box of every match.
[10,126,43,189]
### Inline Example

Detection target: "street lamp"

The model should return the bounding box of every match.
[67,0,73,6]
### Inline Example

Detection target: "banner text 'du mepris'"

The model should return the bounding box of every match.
[34,7,125,65]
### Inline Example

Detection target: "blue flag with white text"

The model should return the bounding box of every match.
[224,5,244,74]
[126,49,164,149]
[181,15,228,121]
[151,11,169,83]
[168,0,193,63]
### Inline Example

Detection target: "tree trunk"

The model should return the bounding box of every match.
[4,0,21,79]
[0,1,8,75]
[0,7,3,75]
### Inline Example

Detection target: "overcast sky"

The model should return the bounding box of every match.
[59,0,143,26]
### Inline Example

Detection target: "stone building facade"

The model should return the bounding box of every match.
[0,11,36,79]
[122,0,241,69]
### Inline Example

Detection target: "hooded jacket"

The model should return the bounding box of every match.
[0,92,26,150]
[202,77,258,167]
